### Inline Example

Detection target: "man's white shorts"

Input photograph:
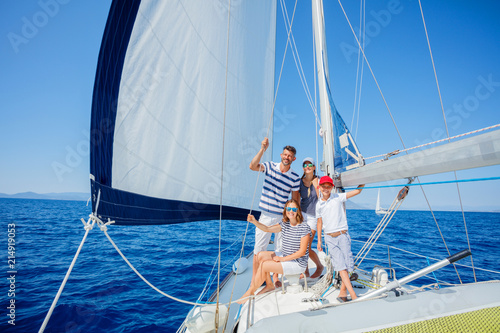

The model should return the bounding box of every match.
[254,211,282,254]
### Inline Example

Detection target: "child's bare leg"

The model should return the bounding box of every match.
[309,250,324,278]
[307,230,324,278]
[338,270,357,300]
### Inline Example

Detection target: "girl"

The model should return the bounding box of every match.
[238,200,311,303]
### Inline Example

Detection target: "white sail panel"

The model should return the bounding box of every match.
[90,0,277,224]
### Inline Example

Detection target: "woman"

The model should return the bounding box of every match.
[299,157,324,278]
[237,200,311,304]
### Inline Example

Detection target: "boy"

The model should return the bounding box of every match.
[316,175,364,301]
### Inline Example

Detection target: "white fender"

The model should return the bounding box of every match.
[185,304,228,333]
[232,257,249,274]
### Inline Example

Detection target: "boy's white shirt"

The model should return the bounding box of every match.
[316,191,348,233]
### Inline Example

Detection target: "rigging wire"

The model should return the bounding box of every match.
[354,184,410,268]
[215,1,233,330]
[417,0,473,283]
[337,0,484,284]
[350,0,365,140]
[336,0,406,151]
[281,0,322,130]
[353,239,500,276]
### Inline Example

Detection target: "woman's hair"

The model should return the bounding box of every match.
[282,199,303,223]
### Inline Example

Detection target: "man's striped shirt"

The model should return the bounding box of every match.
[259,161,300,215]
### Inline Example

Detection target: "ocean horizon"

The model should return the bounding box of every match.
[1,193,499,213]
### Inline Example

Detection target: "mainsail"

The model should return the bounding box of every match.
[311,0,363,178]
[90,0,277,225]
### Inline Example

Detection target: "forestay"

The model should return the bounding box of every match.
[90,0,277,225]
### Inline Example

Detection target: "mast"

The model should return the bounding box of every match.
[312,0,335,178]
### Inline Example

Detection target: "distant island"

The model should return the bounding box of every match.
[0,192,90,201]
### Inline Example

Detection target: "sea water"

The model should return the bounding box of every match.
[1,198,499,332]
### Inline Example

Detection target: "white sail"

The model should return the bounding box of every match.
[375,189,388,214]
[90,1,277,224]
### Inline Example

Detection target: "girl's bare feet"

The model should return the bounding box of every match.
[237,291,252,304]
[256,284,275,295]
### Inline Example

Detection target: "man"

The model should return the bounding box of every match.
[249,137,300,282]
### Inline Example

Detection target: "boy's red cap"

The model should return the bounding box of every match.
[319,176,334,186]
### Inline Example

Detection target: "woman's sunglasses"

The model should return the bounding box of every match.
[303,163,314,168]
[286,207,298,212]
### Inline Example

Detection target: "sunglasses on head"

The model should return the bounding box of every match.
[286,207,298,212]
[303,163,314,168]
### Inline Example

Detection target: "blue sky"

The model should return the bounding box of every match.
[1,0,499,211]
